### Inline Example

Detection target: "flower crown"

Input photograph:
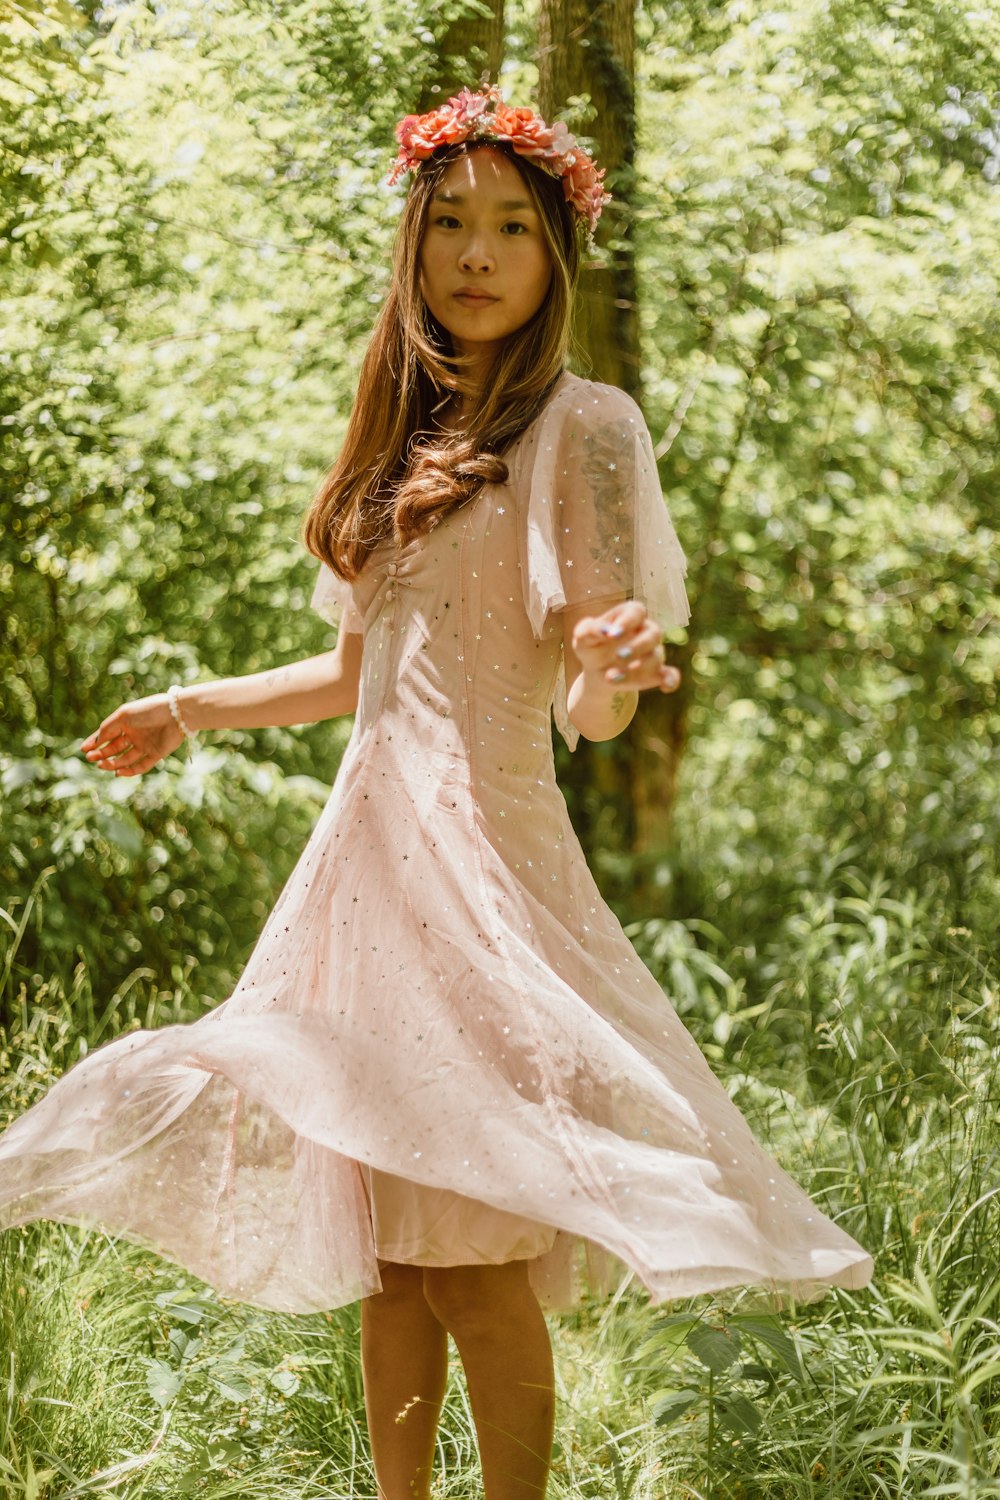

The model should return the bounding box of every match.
[387,83,611,234]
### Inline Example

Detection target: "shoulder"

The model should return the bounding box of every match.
[510,372,644,455]
[552,380,656,495]
[544,373,645,434]
[508,373,649,494]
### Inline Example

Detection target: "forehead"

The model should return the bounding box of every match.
[431,149,536,208]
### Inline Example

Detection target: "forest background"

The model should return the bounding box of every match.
[1,0,998,1495]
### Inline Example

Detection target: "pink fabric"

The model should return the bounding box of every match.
[0,372,874,1313]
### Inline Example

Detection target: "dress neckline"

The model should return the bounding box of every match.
[501,369,580,461]
[435,369,578,446]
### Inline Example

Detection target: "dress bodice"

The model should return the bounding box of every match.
[311,370,692,753]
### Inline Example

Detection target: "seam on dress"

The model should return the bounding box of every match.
[458,498,633,1246]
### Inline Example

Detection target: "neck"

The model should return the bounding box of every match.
[451,338,499,405]
[438,392,473,435]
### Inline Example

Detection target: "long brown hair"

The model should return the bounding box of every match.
[301,140,581,582]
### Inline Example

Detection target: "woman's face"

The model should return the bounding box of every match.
[418,148,554,373]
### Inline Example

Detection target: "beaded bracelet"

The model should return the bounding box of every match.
[167,683,198,742]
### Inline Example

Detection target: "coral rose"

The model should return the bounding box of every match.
[396,105,470,158]
[492,103,557,156]
[388,104,473,184]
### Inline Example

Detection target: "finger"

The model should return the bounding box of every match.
[603,625,664,682]
[84,741,132,767]
[575,601,644,647]
[616,651,671,687]
[81,720,130,756]
[611,622,662,660]
[83,738,125,764]
[109,741,153,771]
[596,601,646,639]
[86,736,144,771]
[91,756,135,775]
[609,660,680,693]
[571,617,608,650]
[573,606,630,648]
[113,752,156,777]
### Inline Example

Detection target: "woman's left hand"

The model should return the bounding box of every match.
[571,600,681,695]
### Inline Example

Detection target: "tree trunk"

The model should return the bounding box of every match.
[417,0,506,111]
[537,0,689,905]
[537,0,638,398]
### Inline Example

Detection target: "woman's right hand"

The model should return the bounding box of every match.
[79,693,185,777]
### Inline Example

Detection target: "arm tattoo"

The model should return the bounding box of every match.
[610,691,627,718]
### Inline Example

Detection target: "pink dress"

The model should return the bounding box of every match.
[0,372,873,1312]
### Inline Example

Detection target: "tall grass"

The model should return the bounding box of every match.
[2,768,998,1495]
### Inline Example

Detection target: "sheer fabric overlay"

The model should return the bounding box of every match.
[0,372,874,1313]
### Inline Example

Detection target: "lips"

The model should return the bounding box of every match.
[453,288,499,305]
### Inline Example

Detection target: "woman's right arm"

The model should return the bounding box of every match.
[180,628,363,731]
[80,627,363,777]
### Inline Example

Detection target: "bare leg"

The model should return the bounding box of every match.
[423,1261,554,1500]
[361,1260,449,1500]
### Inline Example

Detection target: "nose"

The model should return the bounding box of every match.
[458,236,495,274]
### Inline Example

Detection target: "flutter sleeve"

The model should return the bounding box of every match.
[309,560,365,635]
[517,380,691,750]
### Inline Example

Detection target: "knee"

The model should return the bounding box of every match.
[422,1262,531,1338]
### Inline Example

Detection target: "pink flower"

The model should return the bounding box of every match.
[546,122,577,159]
[448,87,493,125]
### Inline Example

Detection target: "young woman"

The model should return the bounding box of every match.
[0,86,872,1500]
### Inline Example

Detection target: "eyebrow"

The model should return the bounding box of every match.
[431,191,537,212]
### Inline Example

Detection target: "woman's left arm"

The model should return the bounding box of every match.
[563,598,681,743]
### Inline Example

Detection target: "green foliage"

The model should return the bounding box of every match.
[621,849,1000,1496]
[642,1310,806,1463]
[0,1215,375,1496]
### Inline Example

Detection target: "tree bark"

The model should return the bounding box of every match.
[537,0,689,902]
[417,0,506,111]
[537,0,638,398]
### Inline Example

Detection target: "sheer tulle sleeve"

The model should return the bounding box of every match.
[309,560,365,635]
[516,380,691,750]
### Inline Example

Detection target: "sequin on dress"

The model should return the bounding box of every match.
[0,373,873,1312]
